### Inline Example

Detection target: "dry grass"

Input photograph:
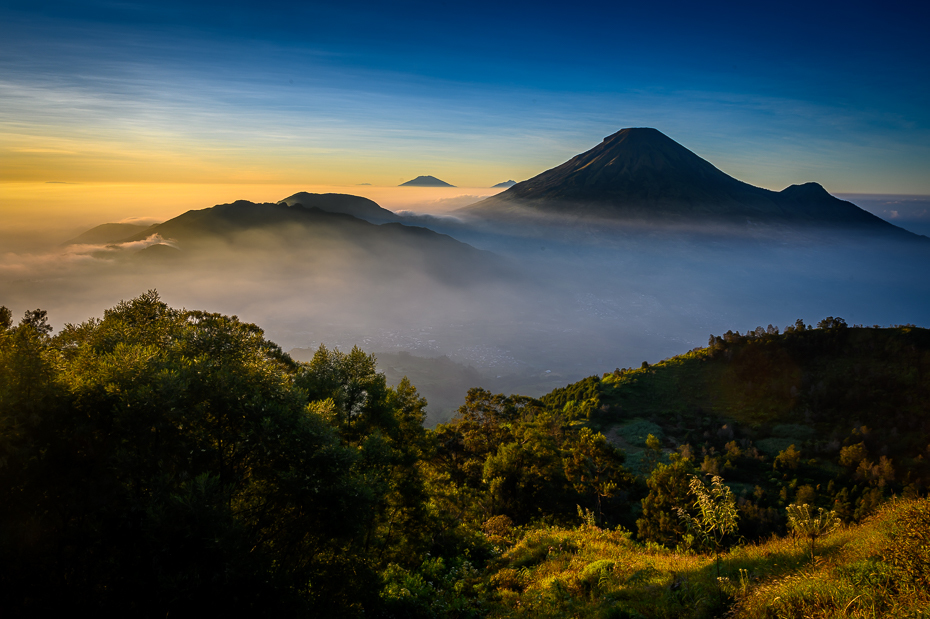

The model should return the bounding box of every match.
[729,499,930,618]
[482,498,930,619]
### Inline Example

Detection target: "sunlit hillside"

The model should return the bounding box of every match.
[464,498,930,618]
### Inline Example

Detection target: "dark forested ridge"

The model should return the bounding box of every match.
[1,298,928,618]
[547,320,930,541]
[554,317,930,435]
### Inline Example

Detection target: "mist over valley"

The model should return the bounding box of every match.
[3,129,928,424]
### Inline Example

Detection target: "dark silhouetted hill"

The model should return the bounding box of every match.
[278,192,401,225]
[130,243,182,262]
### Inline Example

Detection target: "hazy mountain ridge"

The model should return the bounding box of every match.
[64,222,157,245]
[119,199,470,252]
[277,192,402,225]
[111,199,511,291]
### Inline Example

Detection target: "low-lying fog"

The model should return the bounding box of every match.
[3,186,929,424]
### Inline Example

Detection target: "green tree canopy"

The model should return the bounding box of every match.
[0,292,389,616]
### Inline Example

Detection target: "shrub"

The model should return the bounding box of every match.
[676,475,739,577]
[882,499,930,592]
[786,503,841,564]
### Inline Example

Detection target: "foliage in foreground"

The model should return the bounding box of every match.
[2,297,929,618]
[479,498,930,618]
[0,293,437,616]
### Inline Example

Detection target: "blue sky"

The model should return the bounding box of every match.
[2,0,929,192]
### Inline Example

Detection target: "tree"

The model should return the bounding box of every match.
[296,346,437,569]
[20,308,52,335]
[482,427,566,522]
[0,292,384,616]
[786,503,840,565]
[839,442,868,468]
[432,389,544,496]
[562,427,629,524]
[817,316,847,330]
[0,306,11,331]
[430,388,630,528]
[643,433,663,473]
[774,444,802,471]
[637,453,696,546]
[298,344,387,431]
[676,475,739,577]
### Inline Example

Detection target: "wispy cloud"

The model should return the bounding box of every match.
[0,234,174,279]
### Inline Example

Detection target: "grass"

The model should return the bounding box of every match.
[730,498,930,618]
[480,498,930,618]
[603,419,667,473]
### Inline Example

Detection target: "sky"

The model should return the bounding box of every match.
[2,0,930,232]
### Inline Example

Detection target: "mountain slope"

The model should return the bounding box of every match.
[460,128,917,237]
[278,192,401,224]
[64,222,156,245]
[543,321,930,468]
[119,200,504,284]
[533,321,930,544]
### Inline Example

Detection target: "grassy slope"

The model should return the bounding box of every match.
[480,499,930,618]
[486,324,930,617]
[543,325,930,496]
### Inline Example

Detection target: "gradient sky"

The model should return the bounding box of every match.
[2,0,930,203]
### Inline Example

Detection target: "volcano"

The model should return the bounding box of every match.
[460,128,916,236]
[400,176,455,187]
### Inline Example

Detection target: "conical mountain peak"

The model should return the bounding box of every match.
[400,175,455,187]
[492,127,746,207]
[459,128,911,235]
[601,126,673,145]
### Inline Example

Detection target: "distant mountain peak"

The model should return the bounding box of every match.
[400,175,455,187]
[492,180,517,188]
